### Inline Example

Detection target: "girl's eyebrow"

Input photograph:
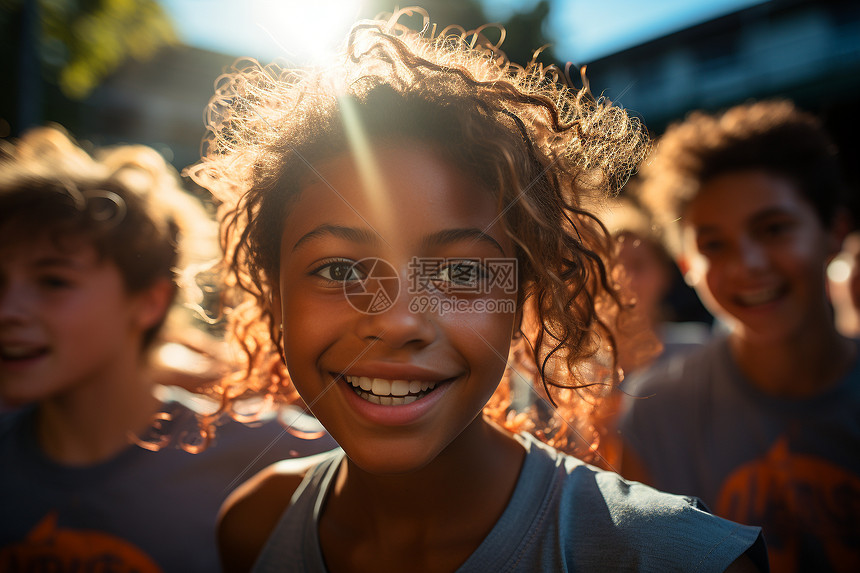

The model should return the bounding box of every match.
[291,225,506,255]
[292,224,381,252]
[422,228,506,256]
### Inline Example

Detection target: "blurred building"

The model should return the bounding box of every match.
[76,46,234,171]
[584,0,860,204]
[3,0,858,202]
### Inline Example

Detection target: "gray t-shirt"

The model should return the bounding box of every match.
[0,392,337,573]
[253,433,766,572]
[620,336,860,572]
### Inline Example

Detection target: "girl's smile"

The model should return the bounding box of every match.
[272,139,518,474]
[336,371,456,425]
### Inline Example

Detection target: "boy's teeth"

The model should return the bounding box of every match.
[0,346,44,359]
[344,375,438,397]
[738,287,781,306]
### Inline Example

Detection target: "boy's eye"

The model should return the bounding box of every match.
[696,239,725,256]
[432,260,489,287]
[38,275,74,289]
[313,260,365,283]
[757,220,795,240]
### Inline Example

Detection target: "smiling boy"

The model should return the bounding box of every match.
[0,127,336,573]
[618,100,860,572]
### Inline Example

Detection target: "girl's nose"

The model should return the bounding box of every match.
[354,280,436,350]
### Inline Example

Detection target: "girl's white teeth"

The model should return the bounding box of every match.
[344,376,438,398]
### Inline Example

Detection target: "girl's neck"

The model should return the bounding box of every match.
[35,361,161,466]
[319,417,525,573]
[729,321,857,398]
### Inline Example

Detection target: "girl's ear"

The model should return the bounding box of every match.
[513,303,524,337]
[270,286,287,365]
[270,287,283,328]
[135,277,175,331]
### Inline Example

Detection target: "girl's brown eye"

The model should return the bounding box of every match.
[314,260,364,282]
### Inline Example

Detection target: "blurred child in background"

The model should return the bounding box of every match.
[603,195,711,378]
[0,126,335,573]
[598,195,712,468]
[619,99,859,572]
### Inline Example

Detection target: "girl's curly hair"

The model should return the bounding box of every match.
[186,8,650,460]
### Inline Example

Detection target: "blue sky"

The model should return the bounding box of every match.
[159,0,769,63]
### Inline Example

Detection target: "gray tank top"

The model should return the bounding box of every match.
[251,437,766,572]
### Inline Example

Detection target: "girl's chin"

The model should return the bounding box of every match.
[340,437,448,475]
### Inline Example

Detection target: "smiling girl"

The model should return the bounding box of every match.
[188,9,768,572]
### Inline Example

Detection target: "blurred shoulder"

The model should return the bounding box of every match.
[624,335,726,397]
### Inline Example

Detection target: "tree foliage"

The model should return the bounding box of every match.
[2,0,177,98]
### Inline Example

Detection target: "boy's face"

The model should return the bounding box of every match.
[0,235,155,406]
[272,140,518,475]
[680,169,840,344]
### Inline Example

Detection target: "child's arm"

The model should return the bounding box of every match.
[217,453,332,573]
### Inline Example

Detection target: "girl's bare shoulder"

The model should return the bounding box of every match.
[217,450,338,573]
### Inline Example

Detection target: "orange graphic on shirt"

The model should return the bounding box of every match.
[716,437,860,573]
[0,512,162,573]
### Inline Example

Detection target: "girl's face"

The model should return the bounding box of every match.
[681,170,840,344]
[272,140,518,474]
[0,236,162,406]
